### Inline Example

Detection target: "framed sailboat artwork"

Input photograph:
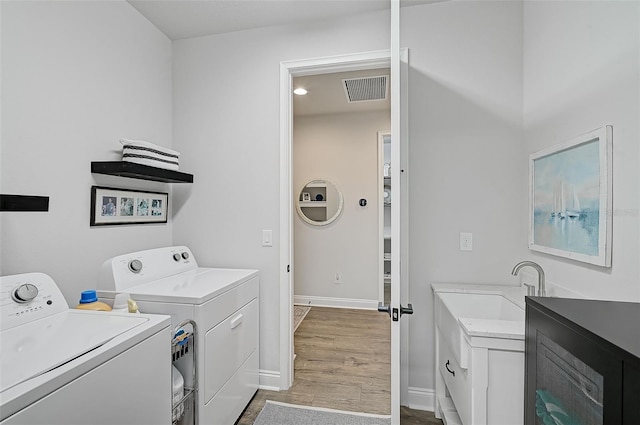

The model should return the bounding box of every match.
[529,125,612,267]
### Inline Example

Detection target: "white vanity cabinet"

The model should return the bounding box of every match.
[432,285,526,425]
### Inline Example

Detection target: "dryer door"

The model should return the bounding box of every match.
[204,298,258,402]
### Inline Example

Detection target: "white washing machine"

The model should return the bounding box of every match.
[0,272,172,425]
[96,246,259,425]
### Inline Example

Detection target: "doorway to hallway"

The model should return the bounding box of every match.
[292,68,390,310]
[279,50,410,422]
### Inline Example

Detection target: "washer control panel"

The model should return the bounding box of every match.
[1,272,68,331]
[98,246,198,292]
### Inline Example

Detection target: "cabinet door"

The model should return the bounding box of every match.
[525,306,623,425]
[623,362,640,423]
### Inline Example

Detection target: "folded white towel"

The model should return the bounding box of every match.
[120,139,180,170]
[119,139,180,157]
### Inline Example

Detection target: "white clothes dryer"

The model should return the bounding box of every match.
[0,273,172,425]
[97,246,259,425]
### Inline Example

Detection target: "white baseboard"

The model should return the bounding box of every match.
[294,295,379,310]
[405,387,435,412]
[259,369,281,391]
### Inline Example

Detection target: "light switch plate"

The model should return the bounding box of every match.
[460,232,473,251]
[262,230,273,247]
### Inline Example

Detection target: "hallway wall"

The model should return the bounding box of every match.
[293,111,390,305]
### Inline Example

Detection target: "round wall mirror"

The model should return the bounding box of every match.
[296,179,344,226]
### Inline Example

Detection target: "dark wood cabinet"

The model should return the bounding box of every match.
[525,297,640,425]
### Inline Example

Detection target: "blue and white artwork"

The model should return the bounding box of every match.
[533,138,600,255]
[529,126,612,267]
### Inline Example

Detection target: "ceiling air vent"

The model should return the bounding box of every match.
[342,75,388,103]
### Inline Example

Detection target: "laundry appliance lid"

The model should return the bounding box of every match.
[1,310,148,393]
[102,268,258,304]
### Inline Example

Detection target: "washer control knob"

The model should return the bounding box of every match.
[173,253,181,262]
[128,259,143,273]
[181,252,189,260]
[13,284,38,303]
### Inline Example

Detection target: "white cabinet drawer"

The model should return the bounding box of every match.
[204,298,258,404]
[438,335,471,425]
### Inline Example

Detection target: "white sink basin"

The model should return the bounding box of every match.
[438,292,524,321]
[435,291,524,369]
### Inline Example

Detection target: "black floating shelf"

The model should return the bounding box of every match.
[91,161,194,183]
[1,194,49,212]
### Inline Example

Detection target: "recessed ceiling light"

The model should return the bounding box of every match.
[293,88,308,96]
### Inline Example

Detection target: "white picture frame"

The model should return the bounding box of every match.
[529,125,612,267]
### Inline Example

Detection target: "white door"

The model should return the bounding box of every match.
[388,2,411,424]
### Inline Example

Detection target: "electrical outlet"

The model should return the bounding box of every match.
[334,272,342,284]
[460,232,473,251]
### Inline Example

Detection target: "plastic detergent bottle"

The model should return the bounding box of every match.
[111,293,141,313]
[112,293,130,312]
[172,365,185,422]
[75,290,112,311]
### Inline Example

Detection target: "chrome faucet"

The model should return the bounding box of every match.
[511,261,546,297]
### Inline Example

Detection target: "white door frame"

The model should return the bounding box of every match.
[279,50,393,390]
[279,48,409,423]
[378,131,391,304]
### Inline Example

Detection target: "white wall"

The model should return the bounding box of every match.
[523,1,640,301]
[293,111,390,304]
[5,0,635,411]
[171,10,390,378]
[0,1,173,305]
[400,1,526,403]
[398,0,640,408]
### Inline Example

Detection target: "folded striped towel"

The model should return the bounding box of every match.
[120,139,180,171]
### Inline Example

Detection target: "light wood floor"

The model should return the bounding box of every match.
[236,306,442,424]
